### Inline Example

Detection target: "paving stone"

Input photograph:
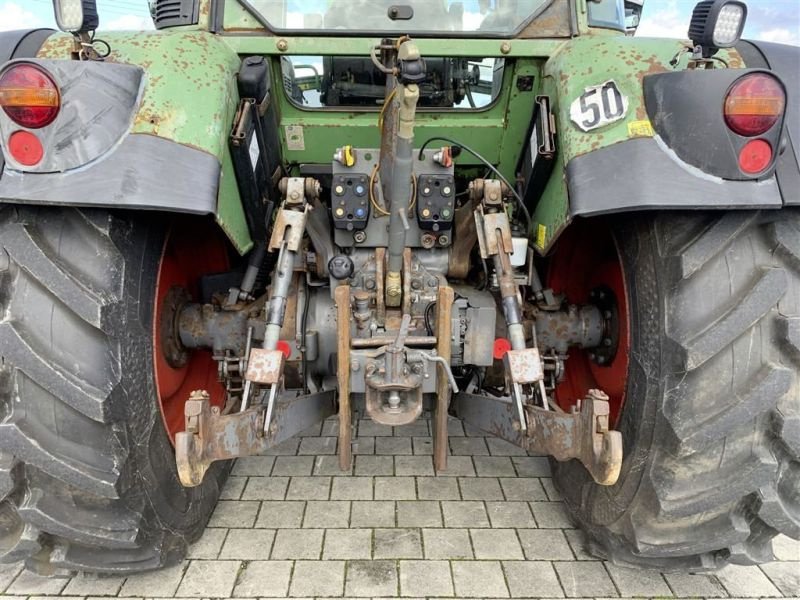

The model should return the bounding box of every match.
[187,527,228,559]
[256,500,306,528]
[473,456,517,477]
[233,560,292,597]
[663,572,728,598]
[459,477,504,500]
[417,476,461,500]
[313,454,350,475]
[412,436,434,455]
[399,560,453,597]
[289,560,345,597]
[119,564,185,597]
[503,560,564,598]
[530,501,575,528]
[272,455,315,476]
[486,437,528,456]
[395,455,435,476]
[321,417,340,436]
[375,476,417,500]
[286,476,331,500]
[345,560,398,597]
[241,476,289,500]
[517,529,574,560]
[423,528,473,559]
[760,561,800,596]
[271,528,325,559]
[331,476,373,499]
[232,455,276,476]
[359,419,394,437]
[512,456,552,477]
[605,562,671,596]
[323,528,372,559]
[303,500,351,528]
[176,560,241,598]
[500,477,547,501]
[540,478,563,501]
[486,501,536,528]
[397,500,443,527]
[220,475,248,499]
[298,436,337,455]
[352,436,375,454]
[374,436,413,455]
[208,500,261,528]
[355,455,395,476]
[470,528,524,559]
[219,528,276,559]
[773,534,800,561]
[350,500,396,527]
[450,437,490,456]
[562,528,597,560]
[436,455,477,476]
[395,420,431,437]
[553,561,617,598]
[451,560,509,597]
[447,416,466,436]
[717,564,783,597]
[0,563,22,593]
[62,573,124,597]
[442,500,491,528]
[264,437,301,455]
[374,528,423,558]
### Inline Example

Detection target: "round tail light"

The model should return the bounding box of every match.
[738,139,772,175]
[0,64,61,129]
[8,130,44,166]
[724,73,785,137]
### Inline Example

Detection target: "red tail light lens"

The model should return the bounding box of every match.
[738,139,772,174]
[724,74,785,137]
[0,64,60,129]
[8,130,44,166]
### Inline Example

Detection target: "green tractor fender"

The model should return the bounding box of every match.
[534,34,794,254]
[0,30,253,254]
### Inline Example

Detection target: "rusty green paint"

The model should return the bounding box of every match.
[531,35,746,253]
[37,30,253,253]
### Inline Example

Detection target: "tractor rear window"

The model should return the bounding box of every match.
[238,0,553,36]
[281,56,505,110]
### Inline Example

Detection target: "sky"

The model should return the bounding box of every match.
[0,0,798,45]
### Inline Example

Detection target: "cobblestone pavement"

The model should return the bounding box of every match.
[1,417,798,600]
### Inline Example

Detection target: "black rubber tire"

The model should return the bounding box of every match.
[554,210,800,571]
[0,206,230,574]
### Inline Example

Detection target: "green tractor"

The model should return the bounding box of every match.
[0,0,797,575]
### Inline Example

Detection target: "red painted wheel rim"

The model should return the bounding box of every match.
[547,224,631,426]
[153,222,229,443]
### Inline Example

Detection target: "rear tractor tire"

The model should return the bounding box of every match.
[550,210,800,571]
[0,207,231,574]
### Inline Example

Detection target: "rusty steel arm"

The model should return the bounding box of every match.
[176,389,335,487]
[454,389,622,486]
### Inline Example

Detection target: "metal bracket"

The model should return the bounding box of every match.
[268,206,308,252]
[455,389,622,486]
[474,208,514,259]
[525,389,622,486]
[175,389,335,487]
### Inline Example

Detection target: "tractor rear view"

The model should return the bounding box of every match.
[0,0,797,576]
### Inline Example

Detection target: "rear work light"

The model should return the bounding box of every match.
[0,64,60,129]
[724,73,785,137]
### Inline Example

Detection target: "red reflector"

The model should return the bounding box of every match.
[0,64,60,129]
[724,74,785,137]
[493,338,512,360]
[8,130,43,166]
[276,340,292,359]
[738,139,772,175]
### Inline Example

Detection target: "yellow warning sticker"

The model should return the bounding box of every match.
[536,223,547,249]
[628,119,655,138]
